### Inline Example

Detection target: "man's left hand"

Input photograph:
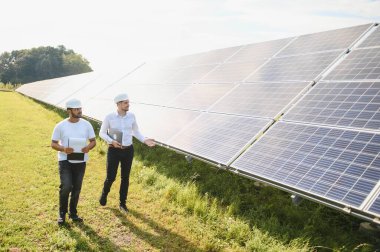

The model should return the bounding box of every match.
[82,146,90,153]
[144,138,155,147]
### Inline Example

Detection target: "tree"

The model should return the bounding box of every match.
[0,45,92,84]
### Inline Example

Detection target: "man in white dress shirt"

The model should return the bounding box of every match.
[51,98,96,225]
[99,93,155,213]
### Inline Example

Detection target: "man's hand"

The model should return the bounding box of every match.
[81,146,90,153]
[144,138,155,147]
[111,140,122,148]
[63,147,74,154]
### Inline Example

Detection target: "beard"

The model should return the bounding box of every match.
[72,113,82,118]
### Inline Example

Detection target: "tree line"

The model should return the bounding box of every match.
[0,45,92,84]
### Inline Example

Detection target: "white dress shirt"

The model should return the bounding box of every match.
[99,111,145,146]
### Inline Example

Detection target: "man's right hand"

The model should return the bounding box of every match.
[63,147,74,154]
[111,140,122,148]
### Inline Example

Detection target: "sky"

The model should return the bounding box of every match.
[1,0,380,73]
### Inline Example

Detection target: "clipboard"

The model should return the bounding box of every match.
[108,128,123,143]
[67,138,86,161]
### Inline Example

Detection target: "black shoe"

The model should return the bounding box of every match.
[119,205,129,213]
[69,214,83,222]
[58,213,66,225]
[99,193,107,206]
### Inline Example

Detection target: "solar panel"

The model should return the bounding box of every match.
[368,192,380,215]
[209,82,310,118]
[227,38,293,62]
[82,98,115,121]
[168,84,235,111]
[124,62,178,85]
[199,59,268,84]
[283,81,380,130]
[246,51,342,82]
[17,76,74,102]
[232,122,380,211]
[167,64,218,84]
[191,46,243,65]
[44,72,99,106]
[131,103,201,143]
[168,113,271,165]
[358,26,380,48]
[324,47,380,81]
[97,83,190,106]
[279,24,371,56]
[56,71,130,108]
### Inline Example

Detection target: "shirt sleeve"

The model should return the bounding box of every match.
[87,121,96,139]
[132,114,146,143]
[99,115,113,144]
[51,123,61,142]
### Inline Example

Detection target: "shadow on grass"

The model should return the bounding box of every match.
[133,142,380,251]
[111,208,201,252]
[61,222,123,252]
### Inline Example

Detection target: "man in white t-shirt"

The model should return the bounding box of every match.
[51,98,96,225]
[99,93,155,213]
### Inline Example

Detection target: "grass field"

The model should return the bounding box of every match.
[0,91,379,251]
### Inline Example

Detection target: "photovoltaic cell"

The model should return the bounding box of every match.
[279,24,371,56]
[169,113,271,165]
[283,81,380,130]
[358,26,380,48]
[324,47,380,81]
[247,51,341,82]
[209,82,309,118]
[232,122,380,209]
[199,59,268,83]
[168,84,235,111]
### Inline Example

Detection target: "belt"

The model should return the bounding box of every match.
[108,144,133,149]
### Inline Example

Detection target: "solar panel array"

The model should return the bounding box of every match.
[17,23,380,222]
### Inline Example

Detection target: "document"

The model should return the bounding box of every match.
[67,137,86,161]
[108,128,123,144]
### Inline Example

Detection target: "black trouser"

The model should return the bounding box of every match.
[58,160,86,216]
[101,146,134,206]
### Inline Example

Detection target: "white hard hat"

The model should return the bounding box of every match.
[65,98,82,109]
[114,93,129,104]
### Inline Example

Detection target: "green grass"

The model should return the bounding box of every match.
[0,91,379,251]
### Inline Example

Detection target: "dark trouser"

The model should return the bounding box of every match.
[58,160,86,215]
[102,146,134,206]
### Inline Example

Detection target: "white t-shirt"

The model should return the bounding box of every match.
[51,118,96,163]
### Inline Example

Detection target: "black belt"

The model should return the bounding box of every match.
[108,144,132,149]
